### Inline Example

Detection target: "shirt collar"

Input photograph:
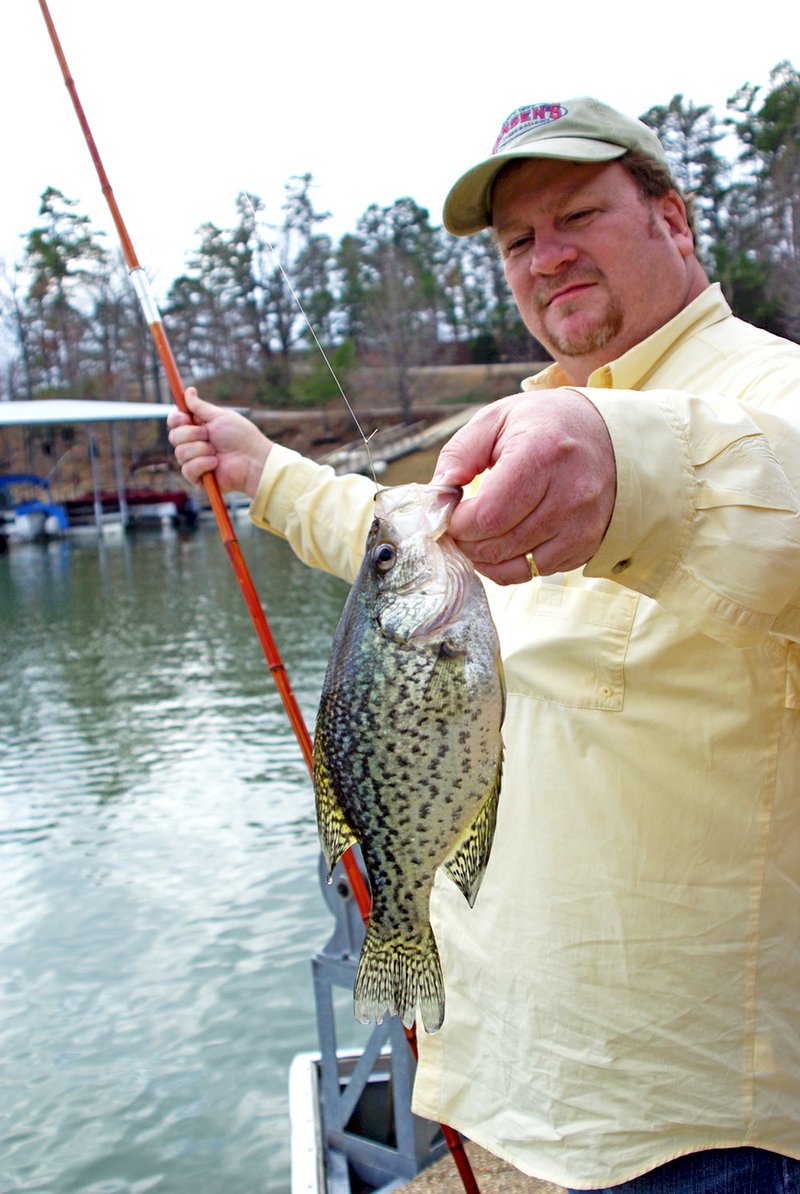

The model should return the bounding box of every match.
[522,283,731,392]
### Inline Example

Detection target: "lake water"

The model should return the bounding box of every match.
[0,520,362,1193]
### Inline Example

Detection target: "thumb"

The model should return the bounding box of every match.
[183,387,220,425]
[432,405,501,488]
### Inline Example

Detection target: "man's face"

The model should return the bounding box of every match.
[491,158,701,381]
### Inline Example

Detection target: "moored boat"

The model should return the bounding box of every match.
[62,485,200,530]
[0,474,69,544]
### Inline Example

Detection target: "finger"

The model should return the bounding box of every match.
[168,421,209,449]
[447,445,549,545]
[174,436,215,463]
[470,525,607,580]
[166,407,191,430]
[471,553,542,586]
[455,476,577,564]
[449,506,526,564]
[178,452,219,488]
[177,462,212,489]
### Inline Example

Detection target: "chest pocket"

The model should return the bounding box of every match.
[490,574,639,711]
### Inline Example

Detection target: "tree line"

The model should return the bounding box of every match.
[2,62,797,419]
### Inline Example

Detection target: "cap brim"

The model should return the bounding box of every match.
[443,137,628,236]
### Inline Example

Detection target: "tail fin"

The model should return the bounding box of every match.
[354,922,445,1034]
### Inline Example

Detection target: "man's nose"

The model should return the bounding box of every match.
[529,232,578,275]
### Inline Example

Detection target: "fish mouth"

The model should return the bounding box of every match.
[424,484,463,499]
[375,482,462,542]
[418,484,461,541]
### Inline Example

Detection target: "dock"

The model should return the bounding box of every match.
[396,1144,566,1193]
[318,407,483,476]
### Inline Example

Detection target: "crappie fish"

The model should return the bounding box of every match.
[313,482,504,1033]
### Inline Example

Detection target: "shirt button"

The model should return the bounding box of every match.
[611,559,631,574]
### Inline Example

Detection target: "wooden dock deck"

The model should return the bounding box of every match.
[396,1144,566,1194]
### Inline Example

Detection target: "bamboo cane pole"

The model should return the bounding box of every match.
[36,5,480,1191]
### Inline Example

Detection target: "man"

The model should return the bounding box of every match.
[169,98,800,1193]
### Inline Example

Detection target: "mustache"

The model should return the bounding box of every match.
[534,268,605,311]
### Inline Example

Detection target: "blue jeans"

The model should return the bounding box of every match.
[568,1147,800,1193]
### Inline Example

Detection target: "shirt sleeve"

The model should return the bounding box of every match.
[577,386,800,647]
[248,443,377,584]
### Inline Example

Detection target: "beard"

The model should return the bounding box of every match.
[532,268,624,359]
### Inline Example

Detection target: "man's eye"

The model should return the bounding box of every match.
[506,234,533,255]
[566,208,595,223]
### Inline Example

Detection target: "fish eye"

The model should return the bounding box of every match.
[372,542,396,573]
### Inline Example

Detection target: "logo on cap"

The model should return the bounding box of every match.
[492,103,566,155]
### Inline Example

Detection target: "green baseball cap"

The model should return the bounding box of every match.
[443,97,669,236]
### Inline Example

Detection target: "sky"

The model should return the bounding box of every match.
[2,0,797,301]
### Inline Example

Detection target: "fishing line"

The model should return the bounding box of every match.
[241,191,381,489]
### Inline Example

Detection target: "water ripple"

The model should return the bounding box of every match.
[0,528,350,1193]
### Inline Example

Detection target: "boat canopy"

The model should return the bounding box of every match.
[0,399,173,426]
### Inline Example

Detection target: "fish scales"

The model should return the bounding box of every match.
[313,482,504,1033]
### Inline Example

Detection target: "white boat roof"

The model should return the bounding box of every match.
[0,399,174,425]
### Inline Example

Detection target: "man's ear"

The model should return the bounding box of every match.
[658,191,696,259]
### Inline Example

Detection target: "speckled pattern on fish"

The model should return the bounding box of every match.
[313,483,504,1033]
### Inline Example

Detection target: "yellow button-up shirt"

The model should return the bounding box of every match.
[250,285,800,1188]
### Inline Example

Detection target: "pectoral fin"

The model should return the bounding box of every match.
[442,750,502,907]
[422,640,466,711]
